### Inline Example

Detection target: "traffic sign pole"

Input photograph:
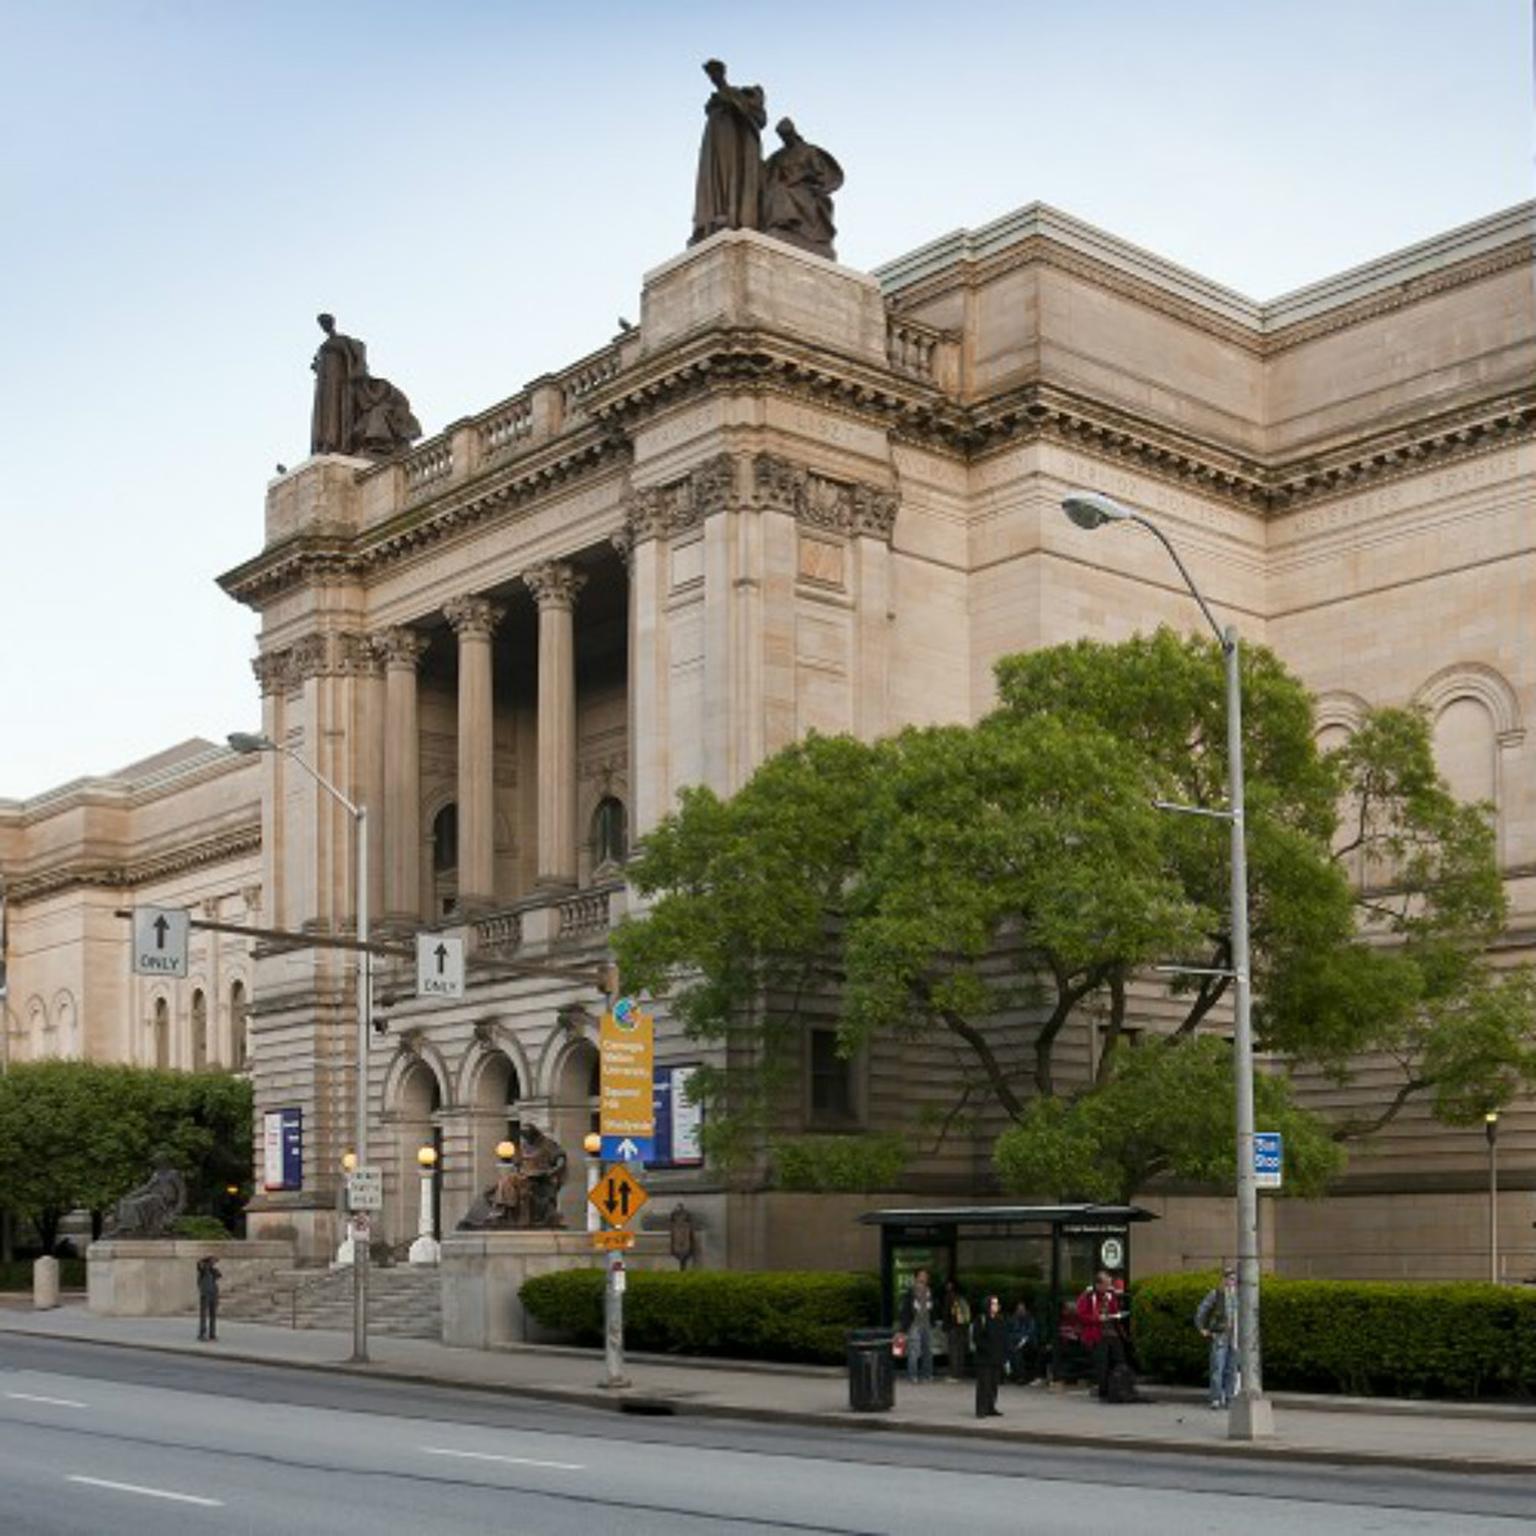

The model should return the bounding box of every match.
[602,966,629,1390]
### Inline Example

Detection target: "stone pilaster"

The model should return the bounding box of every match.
[525,560,586,889]
[375,627,430,925]
[443,595,505,912]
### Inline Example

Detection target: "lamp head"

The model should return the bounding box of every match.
[1061,490,1134,531]
[1486,1109,1500,1144]
[340,1151,358,1173]
[495,1139,517,1162]
[582,1132,602,1157]
[227,731,276,755]
[417,1145,438,1169]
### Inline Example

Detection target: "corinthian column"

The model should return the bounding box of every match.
[444,594,505,913]
[525,560,586,890]
[375,627,430,924]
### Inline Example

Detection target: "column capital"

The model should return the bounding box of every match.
[443,594,506,639]
[524,560,587,611]
[373,626,431,670]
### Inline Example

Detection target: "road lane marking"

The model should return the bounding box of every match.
[67,1475,224,1507]
[420,1446,584,1471]
[6,1392,87,1408]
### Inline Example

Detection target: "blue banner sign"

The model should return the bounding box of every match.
[263,1106,303,1191]
[1254,1131,1283,1189]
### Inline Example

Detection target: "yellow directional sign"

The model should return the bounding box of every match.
[588,1164,649,1229]
[591,1229,636,1251]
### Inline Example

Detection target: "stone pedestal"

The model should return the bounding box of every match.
[33,1256,59,1310]
[441,1230,671,1350]
[88,1239,295,1317]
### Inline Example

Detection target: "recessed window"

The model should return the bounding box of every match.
[432,803,459,874]
[591,796,628,869]
[809,1027,855,1124]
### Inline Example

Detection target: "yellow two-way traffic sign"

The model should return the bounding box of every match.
[588,1165,649,1229]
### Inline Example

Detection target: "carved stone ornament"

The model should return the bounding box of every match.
[443,595,506,639]
[336,631,384,677]
[290,633,332,684]
[372,627,431,671]
[624,453,737,545]
[751,451,898,541]
[251,649,295,697]
[524,560,587,610]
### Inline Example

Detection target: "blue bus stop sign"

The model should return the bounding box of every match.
[1253,1131,1283,1189]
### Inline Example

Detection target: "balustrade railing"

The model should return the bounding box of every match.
[403,439,454,500]
[559,346,622,416]
[472,908,524,954]
[886,317,945,383]
[479,394,534,463]
[556,887,612,941]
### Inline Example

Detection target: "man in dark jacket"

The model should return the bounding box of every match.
[971,1295,1010,1417]
[196,1256,222,1342]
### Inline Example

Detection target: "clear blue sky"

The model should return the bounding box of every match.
[1,0,1530,797]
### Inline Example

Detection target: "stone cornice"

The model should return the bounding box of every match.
[6,823,262,903]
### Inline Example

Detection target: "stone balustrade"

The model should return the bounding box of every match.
[472,907,523,954]
[886,316,945,382]
[558,345,622,417]
[479,394,535,462]
[403,439,454,501]
[556,886,614,940]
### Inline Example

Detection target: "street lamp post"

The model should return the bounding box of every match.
[1060,490,1274,1440]
[409,1145,440,1265]
[1485,1111,1500,1285]
[228,730,372,1364]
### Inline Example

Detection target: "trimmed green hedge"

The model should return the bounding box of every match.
[521,1269,881,1364]
[0,1258,87,1291]
[1133,1272,1536,1400]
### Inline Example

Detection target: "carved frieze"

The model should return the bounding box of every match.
[624,452,737,545]
[524,560,587,610]
[751,452,899,542]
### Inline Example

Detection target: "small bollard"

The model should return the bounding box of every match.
[33,1255,60,1311]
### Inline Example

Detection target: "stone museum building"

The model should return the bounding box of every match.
[3,188,1532,1281]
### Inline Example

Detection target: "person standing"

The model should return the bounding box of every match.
[1075,1270,1129,1400]
[972,1295,1010,1418]
[1195,1265,1240,1409]
[898,1267,935,1384]
[943,1279,972,1381]
[196,1256,222,1343]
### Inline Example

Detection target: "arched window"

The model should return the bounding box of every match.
[432,803,459,874]
[231,980,249,1071]
[590,796,628,871]
[152,997,170,1070]
[191,989,208,1071]
[432,802,459,917]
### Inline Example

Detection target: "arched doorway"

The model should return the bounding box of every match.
[469,1049,522,1202]
[230,980,249,1071]
[391,1058,445,1250]
[550,1038,600,1228]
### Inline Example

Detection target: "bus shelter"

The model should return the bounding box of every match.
[859,1204,1157,1378]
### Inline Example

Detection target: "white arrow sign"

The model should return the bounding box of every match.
[416,933,465,1000]
[614,1138,641,1161]
[132,907,189,978]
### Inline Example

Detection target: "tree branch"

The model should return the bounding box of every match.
[1094,971,1128,1087]
[1035,962,1100,1098]
[1172,939,1232,1039]
[1329,1077,1430,1141]
[931,1000,1027,1122]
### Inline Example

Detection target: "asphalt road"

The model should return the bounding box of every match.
[2,1335,1534,1535]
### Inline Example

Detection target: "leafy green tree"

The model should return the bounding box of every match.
[615,630,1535,1202]
[0,1062,252,1250]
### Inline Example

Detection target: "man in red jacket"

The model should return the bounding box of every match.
[1075,1270,1129,1400]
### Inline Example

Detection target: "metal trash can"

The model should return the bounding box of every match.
[847,1328,896,1412]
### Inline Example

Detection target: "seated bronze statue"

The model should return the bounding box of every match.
[456,1126,569,1231]
[108,1155,187,1238]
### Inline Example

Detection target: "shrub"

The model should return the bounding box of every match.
[771,1134,909,1192]
[171,1216,232,1241]
[521,1269,881,1363]
[1132,1272,1536,1400]
[0,1258,87,1291]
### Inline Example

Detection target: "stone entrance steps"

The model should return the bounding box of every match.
[219,1263,442,1340]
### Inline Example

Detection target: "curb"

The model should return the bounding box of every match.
[5,1323,1533,1477]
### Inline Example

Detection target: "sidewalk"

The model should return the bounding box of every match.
[3,1302,1533,1476]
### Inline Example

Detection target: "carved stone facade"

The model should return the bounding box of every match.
[5,204,1532,1281]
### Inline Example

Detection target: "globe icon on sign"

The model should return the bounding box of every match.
[613,996,638,1030]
